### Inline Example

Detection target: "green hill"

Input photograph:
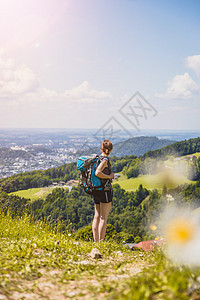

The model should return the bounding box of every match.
[115,172,195,191]
[143,137,200,159]
[79,136,176,157]
[117,151,200,190]
[0,137,200,298]
[0,137,200,242]
[111,136,176,157]
[1,137,200,194]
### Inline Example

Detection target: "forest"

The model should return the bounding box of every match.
[0,181,200,243]
[0,155,137,193]
[0,137,200,242]
[1,137,200,193]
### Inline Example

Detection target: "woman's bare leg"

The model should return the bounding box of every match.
[92,204,100,242]
[99,202,112,241]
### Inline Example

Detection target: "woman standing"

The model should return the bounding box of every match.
[92,140,114,242]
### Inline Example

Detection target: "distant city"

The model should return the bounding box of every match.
[0,128,199,178]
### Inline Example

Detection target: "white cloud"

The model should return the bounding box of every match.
[0,54,112,104]
[185,55,200,76]
[0,56,39,96]
[0,53,112,127]
[62,81,111,104]
[156,72,199,99]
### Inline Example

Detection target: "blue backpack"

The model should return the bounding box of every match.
[77,154,103,195]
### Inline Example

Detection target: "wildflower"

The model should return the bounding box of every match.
[150,224,157,231]
[166,194,174,201]
[165,217,195,244]
[155,237,164,241]
[162,208,200,266]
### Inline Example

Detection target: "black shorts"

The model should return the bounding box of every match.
[92,189,113,204]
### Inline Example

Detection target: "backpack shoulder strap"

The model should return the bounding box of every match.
[99,155,108,162]
[98,155,111,167]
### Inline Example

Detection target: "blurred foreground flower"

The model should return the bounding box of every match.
[166,194,174,202]
[150,224,157,231]
[163,208,200,266]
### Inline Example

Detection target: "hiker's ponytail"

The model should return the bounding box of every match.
[105,149,109,155]
[101,140,113,155]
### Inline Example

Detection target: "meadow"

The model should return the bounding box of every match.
[0,211,200,299]
[114,154,198,191]
[9,171,195,200]
[114,172,194,191]
[10,186,69,200]
[186,152,200,158]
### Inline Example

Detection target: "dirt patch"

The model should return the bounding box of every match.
[34,188,50,197]
[7,257,146,300]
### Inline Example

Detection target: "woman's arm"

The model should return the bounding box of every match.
[95,160,114,179]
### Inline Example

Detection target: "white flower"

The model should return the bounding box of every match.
[161,208,200,266]
[166,194,175,201]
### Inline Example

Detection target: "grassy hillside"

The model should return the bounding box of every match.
[116,153,198,190]
[1,137,200,194]
[9,186,57,200]
[9,153,197,196]
[1,211,200,299]
[185,152,200,158]
[115,172,195,191]
[143,137,200,159]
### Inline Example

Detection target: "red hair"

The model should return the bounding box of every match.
[100,140,113,155]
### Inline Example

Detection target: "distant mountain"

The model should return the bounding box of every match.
[111,136,176,157]
[79,136,176,157]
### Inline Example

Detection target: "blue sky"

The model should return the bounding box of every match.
[0,0,200,130]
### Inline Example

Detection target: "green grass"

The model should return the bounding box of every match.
[185,152,200,158]
[0,211,200,299]
[114,153,198,191]
[9,186,69,200]
[10,171,195,199]
[114,172,195,191]
[9,187,54,200]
